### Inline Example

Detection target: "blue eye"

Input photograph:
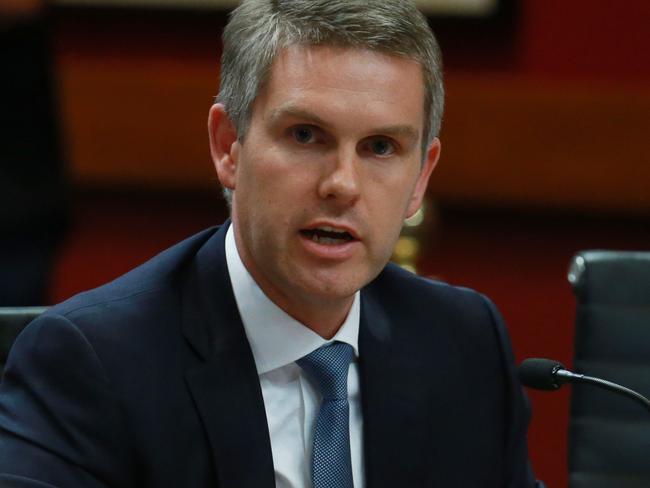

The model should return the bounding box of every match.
[368,138,395,156]
[293,126,314,144]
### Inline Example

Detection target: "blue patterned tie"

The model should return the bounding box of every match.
[297,342,355,488]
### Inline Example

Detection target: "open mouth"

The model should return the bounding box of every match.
[300,226,355,245]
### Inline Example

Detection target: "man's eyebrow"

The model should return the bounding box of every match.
[372,124,419,142]
[267,105,329,127]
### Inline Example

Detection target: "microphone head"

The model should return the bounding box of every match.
[518,358,566,391]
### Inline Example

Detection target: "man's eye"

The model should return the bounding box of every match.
[292,126,315,144]
[367,138,396,156]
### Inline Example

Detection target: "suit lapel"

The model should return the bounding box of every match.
[359,284,434,488]
[181,223,275,488]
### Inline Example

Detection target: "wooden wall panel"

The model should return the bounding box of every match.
[58,54,219,189]
[436,76,650,213]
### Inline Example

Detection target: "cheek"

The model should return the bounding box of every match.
[371,174,418,216]
[240,142,308,187]
[236,160,279,209]
[366,179,418,245]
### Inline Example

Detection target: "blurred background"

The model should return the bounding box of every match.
[1,0,649,486]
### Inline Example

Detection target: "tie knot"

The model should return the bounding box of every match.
[297,342,354,400]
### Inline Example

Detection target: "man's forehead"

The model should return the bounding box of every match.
[258,44,427,109]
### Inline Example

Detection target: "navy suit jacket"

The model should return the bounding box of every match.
[0,222,536,487]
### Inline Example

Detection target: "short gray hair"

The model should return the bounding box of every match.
[216,0,444,200]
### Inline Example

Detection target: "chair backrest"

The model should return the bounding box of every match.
[0,307,47,377]
[568,250,650,488]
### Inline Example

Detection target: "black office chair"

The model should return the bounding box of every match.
[0,307,47,377]
[567,250,650,488]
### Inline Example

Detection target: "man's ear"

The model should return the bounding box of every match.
[208,103,239,190]
[405,137,441,218]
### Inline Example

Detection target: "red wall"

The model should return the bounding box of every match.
[444,0,650,80]
[520,1,650,79]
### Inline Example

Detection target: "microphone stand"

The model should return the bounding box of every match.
[555,369,650,412]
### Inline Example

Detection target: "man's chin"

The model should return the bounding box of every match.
[294,272,367,303]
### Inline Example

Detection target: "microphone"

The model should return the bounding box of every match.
[518,358,650,412]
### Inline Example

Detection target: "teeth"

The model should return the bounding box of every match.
[302,225,354,245]
[311,233,346,245]
[317,226,345,235]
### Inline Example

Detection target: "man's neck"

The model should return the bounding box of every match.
[250,280,354,340]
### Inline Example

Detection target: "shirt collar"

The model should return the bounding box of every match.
[225,223,360,375]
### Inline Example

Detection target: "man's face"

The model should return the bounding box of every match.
[210,45,440,328]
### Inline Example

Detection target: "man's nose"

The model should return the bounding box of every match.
[317,147,361,205]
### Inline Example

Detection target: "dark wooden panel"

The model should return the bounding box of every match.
[437,75,650,213]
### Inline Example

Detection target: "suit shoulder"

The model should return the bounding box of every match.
[365,264,516,382]
[16,226,225,375]
[49,226,219,319]
[364,263,509,353]
[368,262,488,313]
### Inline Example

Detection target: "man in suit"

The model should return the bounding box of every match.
[0,0,539,486]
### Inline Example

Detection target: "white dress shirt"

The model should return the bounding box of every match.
[225,224,365,488]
